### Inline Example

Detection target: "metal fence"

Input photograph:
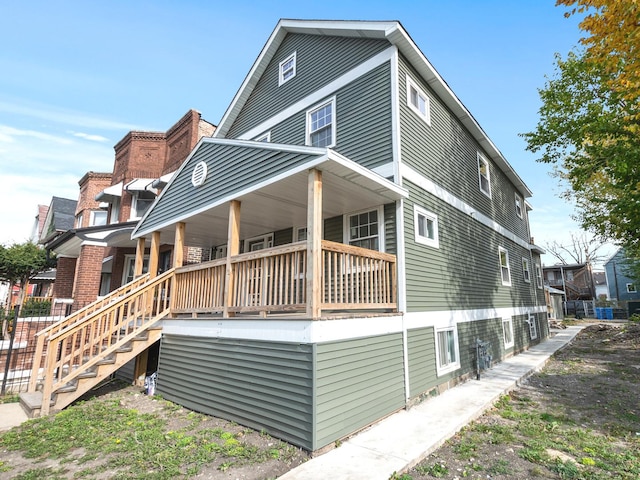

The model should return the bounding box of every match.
[564,299,631,320]
[1,301,70,395]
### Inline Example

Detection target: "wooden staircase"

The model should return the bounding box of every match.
[20,269,175,418]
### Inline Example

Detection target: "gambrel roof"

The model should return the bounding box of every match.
[215,19,532,197]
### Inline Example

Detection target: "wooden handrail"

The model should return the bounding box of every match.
[28,273,152,391]
[35,270,174,415]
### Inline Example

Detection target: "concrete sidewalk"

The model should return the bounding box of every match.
[0,401,28,432]
[278,326,583,480]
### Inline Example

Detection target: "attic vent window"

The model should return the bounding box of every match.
[279,51,296,86]
[191,161,208,187]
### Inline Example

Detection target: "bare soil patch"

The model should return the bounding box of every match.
[407,321,640,479]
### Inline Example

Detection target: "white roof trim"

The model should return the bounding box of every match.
[124,178,156,192]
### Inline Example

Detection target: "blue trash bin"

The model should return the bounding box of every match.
[595,307,604,320]
[604,307,613,320]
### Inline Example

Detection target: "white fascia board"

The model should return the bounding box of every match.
[404,305,548,331]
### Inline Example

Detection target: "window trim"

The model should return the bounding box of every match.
[129,191,156,221]
[278,51,296,86]
[435,325,461,376]
[527,314,538,339]
[343,206,385,252]
[515,192,523,219]
[90,210,107,227]
[255,131,271,143]
[243,233,274,252]
[294,226,307,242]
[75,213,84,228]
[502,317,514,349]
[413,205,439,249]
[122,254,149,285]
[406,76,431,125]
[499,247,511,286]
[626,283,637,293]
[306,97,336,148]
[477,152,492,198]
[522,257,531,283]
[535,263,543,289]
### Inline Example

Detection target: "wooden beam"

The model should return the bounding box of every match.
[149,231,161,279]
[307,169,322,319]
[223,200,241,317]
[173,222,185,268]
[134,237,146,278]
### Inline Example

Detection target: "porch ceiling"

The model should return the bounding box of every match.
[149,152,408,249]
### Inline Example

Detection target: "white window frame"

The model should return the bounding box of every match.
[515,193,523,219]
[535,263,543,289]
[522,257,531,283]
[75,213,83,228]
[499,247,511,286]
[294,226,307,242]
[435,325,460,376]
[243,233,274,252]
[502,317,514,349]
[255,131,271,143]
[212,245,227,259]
[109,197,121,224]
[122,254,149,285]
[477,152,491,198]
[413,205,439,249]
[626,283,637,293]
[344,206,384,252]
[306,97,336,148]
[527,314,538,339]
[129,191,156,220]
[406,76,431,125]
[90,210,107,226]
[279,51,296,86]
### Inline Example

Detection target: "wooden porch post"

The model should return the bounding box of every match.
[148,231,161,279]
[134,237,146,278]
[307,169,322,319]
[224,200,241,318]
[173,222,185,268]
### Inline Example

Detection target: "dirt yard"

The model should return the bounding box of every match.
[407,321,640,479]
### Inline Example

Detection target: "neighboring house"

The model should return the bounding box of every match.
[38,197,77,246]
[604,248,640,302]
[543,263,594,301]
[45,110,215,311]
[27,20,547,453]
[545,286,565,321]
[593,271,608,300]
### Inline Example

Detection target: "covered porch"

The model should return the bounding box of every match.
[132,140,408,319]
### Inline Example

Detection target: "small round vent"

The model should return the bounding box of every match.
[191,161,208,187]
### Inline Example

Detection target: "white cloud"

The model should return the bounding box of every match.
[69,131,109,142]
[0,125,73,145]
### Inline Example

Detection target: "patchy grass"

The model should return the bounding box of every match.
[0,387,307,479]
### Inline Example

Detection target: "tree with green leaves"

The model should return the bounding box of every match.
[0,242,54,309]
[522,1,640,274]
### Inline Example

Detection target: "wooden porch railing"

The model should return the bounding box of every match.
[171,240,396,316]
[28,273,152,391]
[33,269,173,415]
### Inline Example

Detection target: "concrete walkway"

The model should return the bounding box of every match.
[0,327,582,479]
[279,326,583,480]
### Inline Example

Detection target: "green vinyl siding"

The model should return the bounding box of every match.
[139,141,319,234]
[314,333,405,450]
[156,334,314,450]
[227,34,390,138]
[403,180,539,312]
[407,327,436,397]
[398,54,529,242]
[269,62,393,171]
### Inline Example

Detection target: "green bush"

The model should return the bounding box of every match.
[19,298,52,317]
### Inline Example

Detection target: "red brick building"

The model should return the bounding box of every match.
[47,110,215,310]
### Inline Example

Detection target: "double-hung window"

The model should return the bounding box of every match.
[414,205,439,248]
[503,317,514,349]
[477,153,491,197]
[346,207,382,251]
[515,193,523,219]
[535,263,543,289]
[407,76,430,125]
[307,98,335,148]
[435,326,460,376]
[522,257,531,283]
[90,210,107,226]
[499,247,511,286]
[279,52,296,85]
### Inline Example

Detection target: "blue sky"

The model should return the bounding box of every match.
[0,1,610,265]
